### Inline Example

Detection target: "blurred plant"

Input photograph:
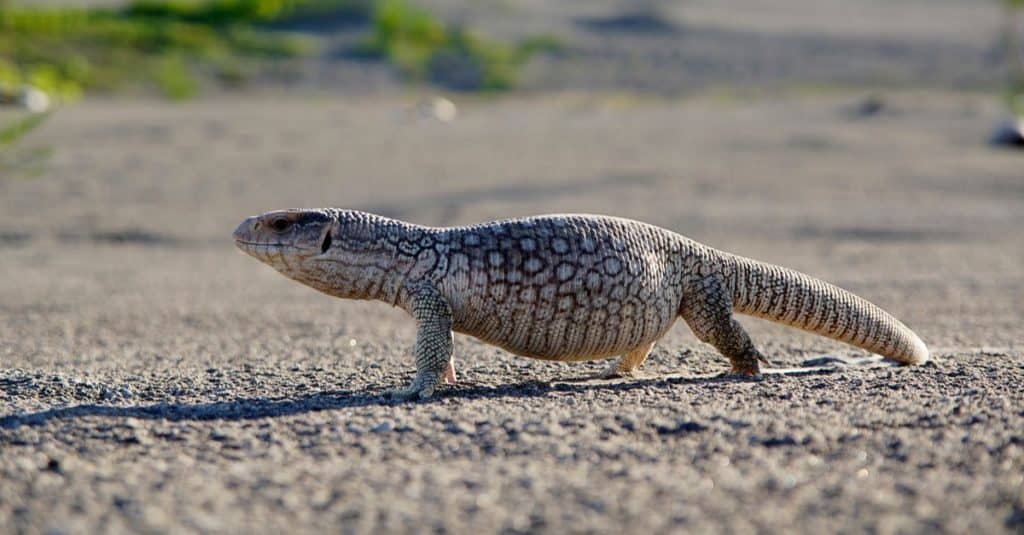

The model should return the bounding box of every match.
[1,0,556,99]
[0,1,327,100]
[364,0,560,91]
[0,110,49,147]
[126,0,356,24]
[0,111,53,178]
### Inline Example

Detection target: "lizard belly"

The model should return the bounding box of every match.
[448,281,680,361]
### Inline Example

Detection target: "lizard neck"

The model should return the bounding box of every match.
[299,212,448,308]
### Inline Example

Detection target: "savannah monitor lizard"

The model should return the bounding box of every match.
[233,209,930,399]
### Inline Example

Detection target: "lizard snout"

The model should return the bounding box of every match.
[233,216,260,244]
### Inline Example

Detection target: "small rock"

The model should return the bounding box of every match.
[653,419,707,435]
[758,435,798,448]
[20,86,50,113]
[990,117,1024,148]
[847,95,885,118]
[0,85,50,113]
[417,97,457,122]
[802,355,848,367]
[44,458,62,473]
[371,420,394,434]
[445,421,475,435]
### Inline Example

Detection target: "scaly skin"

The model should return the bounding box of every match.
[233,209,930,399]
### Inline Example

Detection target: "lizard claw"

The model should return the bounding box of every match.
[722,367,764,381]
[443,360,457,385]
[385,379,438,401]
[385,366,447,401]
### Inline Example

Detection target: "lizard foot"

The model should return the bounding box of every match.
[721,367,764,381]
[583,358,645,381]
[716,360,765,381]
[385,383,436,401]
[589,368,644,380]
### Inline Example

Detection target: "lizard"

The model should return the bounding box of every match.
[233,209,930,399]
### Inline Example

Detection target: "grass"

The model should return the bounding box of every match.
[0,111,53,178]
[0,1,330,100]
[0,0,558,99]
[0,111,51,147]
[364,0,559,90]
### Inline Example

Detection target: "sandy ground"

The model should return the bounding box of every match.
[0,89,1022,533]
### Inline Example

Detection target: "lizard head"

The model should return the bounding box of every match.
[233,209,336,280]
[233,209,410,301]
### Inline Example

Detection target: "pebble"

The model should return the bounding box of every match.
[371,421,394,434]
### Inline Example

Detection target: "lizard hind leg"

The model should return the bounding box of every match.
[680,275,767,378]
[596,342,655,379]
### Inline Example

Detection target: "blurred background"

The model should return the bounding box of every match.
[2,0,1023,99]
[2,0,1022,222]
[3,2,1024,533]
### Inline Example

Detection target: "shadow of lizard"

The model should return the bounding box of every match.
[0,365,872,429]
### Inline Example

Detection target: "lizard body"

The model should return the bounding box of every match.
[234,209,929,399]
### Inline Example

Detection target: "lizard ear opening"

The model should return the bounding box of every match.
[320,229,333,253]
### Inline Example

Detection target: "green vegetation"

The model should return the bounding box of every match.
[0,111,52,178]
[0,1,336,100]
[364,0,559,91]
[122,0,362,25]
[0,110,49,147]
[0,0,557,100]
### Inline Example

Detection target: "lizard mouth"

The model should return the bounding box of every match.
[234,239,289,248]
[233,239,295,258]
[234,239,322,257]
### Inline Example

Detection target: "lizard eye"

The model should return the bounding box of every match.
[269,217,292,233]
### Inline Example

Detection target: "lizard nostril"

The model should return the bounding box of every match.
[253,221,261,231]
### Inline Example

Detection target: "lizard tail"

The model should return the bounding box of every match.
[725,254,929,365]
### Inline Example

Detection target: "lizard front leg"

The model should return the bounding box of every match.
[388,283,454,400]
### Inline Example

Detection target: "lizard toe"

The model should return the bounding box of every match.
[386,382,439,401]
[722,367,764,381]
[385,386,420,401]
